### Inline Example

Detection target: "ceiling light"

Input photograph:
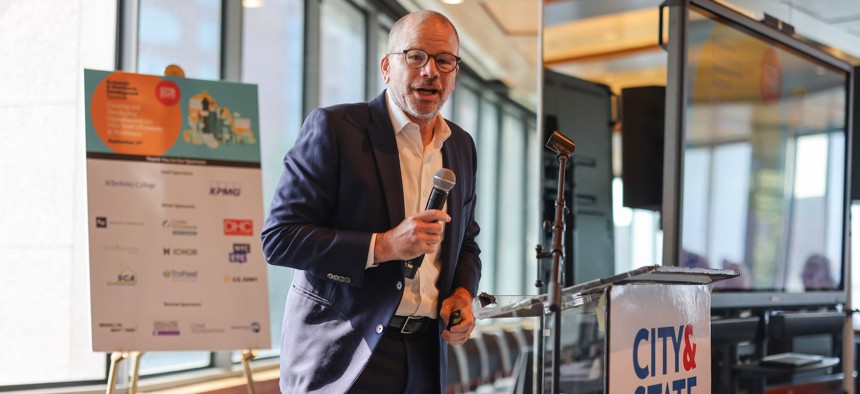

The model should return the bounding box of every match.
[441,0,465,4]
[243,0,265,8]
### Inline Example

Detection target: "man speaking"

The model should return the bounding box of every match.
[262,10,482,393]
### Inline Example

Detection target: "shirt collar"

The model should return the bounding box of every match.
[385,90,452,149]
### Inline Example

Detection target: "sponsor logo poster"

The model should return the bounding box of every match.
[84,69,270,351]
[608,285,710,393]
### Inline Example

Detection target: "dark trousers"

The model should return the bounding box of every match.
[349,326,441,394]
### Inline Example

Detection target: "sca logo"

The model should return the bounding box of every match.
[210,181,241,197]
[224,219,253,236]
[108,266,137,286]
[632,324,698,393]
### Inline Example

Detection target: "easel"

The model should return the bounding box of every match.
[103,64,260,394]
[106,351,143,394]
[104,349,259,394]
[241,349,259,394]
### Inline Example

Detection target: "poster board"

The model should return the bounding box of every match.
[607,284,711,393]
[83,69,270,351]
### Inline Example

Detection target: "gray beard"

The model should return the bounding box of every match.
[393,94,439,121]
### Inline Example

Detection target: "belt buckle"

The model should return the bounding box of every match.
[400,316,421,334]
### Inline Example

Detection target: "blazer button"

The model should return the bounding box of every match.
[326,273,333,280]
[376,324,384,334]
[396,281,403,290]
[344,277,351,284]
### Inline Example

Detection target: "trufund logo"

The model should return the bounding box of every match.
[163,269,199,281]
[210,181,241,197]
[224,219,253,236]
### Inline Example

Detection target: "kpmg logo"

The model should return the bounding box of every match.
[163,247,198,256]
[210,181,241,197]
[107,266,137,286]
[224,219,253,236]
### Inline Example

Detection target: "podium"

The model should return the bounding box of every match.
[474,265,738,393]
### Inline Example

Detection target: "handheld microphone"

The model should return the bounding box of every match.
[403,168,456,279]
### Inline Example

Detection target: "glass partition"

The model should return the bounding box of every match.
[679,3,849,307]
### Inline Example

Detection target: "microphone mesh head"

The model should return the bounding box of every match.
[433,168,456,192]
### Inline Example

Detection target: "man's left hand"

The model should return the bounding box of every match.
[440,287,475,345]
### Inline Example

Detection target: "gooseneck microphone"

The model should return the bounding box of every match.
[403,168,456,279]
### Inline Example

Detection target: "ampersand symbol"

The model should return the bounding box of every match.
[683,324,697,371]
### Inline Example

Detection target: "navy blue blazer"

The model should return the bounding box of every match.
[262,91,481,393]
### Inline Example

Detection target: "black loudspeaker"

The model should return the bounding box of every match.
[621,86,665,211]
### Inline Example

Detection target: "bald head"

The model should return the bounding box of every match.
[381,10,460,124]
[387,10,460,54]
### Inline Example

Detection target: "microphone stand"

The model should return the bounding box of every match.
[536,131,575,394]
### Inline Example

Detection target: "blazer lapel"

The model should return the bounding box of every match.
[441,130,461,269]
[366,92,405,229]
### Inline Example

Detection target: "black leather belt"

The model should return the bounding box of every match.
[388,315,433,335]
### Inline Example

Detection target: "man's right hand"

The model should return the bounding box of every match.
[373,209,451,264]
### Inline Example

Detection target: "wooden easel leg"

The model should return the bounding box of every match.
[106,351,127,394]
[241,349,257,394]
[128,351,144,394]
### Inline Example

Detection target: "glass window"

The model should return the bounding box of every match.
[132,0,222,374]
[375,23,389,96]
[137,0,221,79]
[525,120,540,294]
[241,0,304,359]
[476,98,499,294]
[319,0,366,107]
[0,0,113,387]
[139,352,211,376]
[453,84,479,138]
[496,110,526,295]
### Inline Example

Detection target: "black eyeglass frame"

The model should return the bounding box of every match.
[388,48,461,73]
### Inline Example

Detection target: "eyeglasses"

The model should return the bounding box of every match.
[389,49,461,73]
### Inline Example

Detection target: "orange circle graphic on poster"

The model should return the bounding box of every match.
[90,72,182,156]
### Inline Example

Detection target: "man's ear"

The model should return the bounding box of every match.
[381,56,390,84]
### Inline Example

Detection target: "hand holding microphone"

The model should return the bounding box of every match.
[403,168,456,279]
